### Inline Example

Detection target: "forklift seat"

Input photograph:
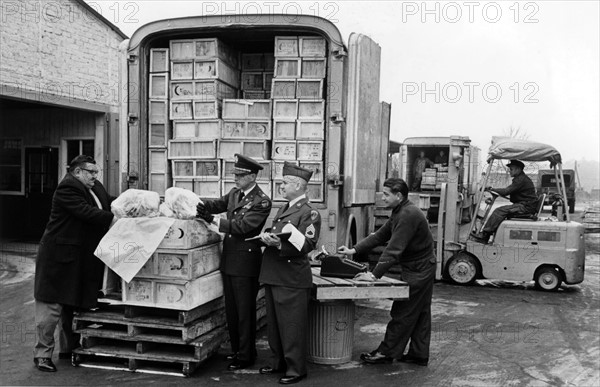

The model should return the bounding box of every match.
[507,194,546,221]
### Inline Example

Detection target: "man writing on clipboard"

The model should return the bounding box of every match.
[257,162,321,385]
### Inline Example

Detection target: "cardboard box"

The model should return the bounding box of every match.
[122,271,223,310]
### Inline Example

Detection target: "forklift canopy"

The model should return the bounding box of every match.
[487,137,562,166]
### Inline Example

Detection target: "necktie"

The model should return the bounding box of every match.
[239,191,245,204]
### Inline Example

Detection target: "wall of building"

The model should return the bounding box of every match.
[0,0,125,111]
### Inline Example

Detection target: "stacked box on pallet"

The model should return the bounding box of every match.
[167,38,242,199]
[271,36,326,202]
[421,168,437,191]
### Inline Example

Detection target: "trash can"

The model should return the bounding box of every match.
[307,299,354,364]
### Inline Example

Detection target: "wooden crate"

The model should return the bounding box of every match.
[222,120,271,140]
[271,79,296,99]
[136,243,220,280]
[149,100,168,123]
[222,159,272,181]
[171,61,194,80]
[275,58,301,78]
[193,100,221,119]
[272,99,298,119]
[264,54,275,69]
[170,101,194,120]
[218,140,270,160]
[172,178,221,199]
[172,120,222,139]
[297,140,323,161]
[273,120,296,139]
[171,159,221,178]
[296,79,323,100]
[274,36,299,57]
[222,180,272,197]
[149,122,170,148]
[241,53,264,71]
[241,72,263,90]
[299,161,324,182]
[272,140,297,160]
[170,38,239,68]
[296,120,325,140]
[169,39,196,60]
[263,72,274,89]
[193,59,239,87]
[158,219,222,249]
[271,160,297,180]
[149,74,168,99]
[301,58,327,79]
[222,99,271,119]
[247,100,271,119]
[299,36,327,57]
[171,80,237,100]
[168,139,218,159]
[242,90,266,99]
[150,48,169,73]
[298,100,325,119]
[122,271,224,312]
[148,148,170,196]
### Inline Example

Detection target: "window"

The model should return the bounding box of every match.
[538,231,561,242]
[66,139,94,165]
[0,139,24,194]
[509,230,533,240]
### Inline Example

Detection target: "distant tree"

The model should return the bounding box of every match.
[503,126,530,140]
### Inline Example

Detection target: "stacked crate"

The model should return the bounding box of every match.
[435,165,449,190]
[168,38,240,198]
[421,168,437,191]
[240,53,275,99]
[148,48,171,196]
[271,36,327,202]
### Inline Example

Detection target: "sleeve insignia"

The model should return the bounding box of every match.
[305,224,316,238]
[310,210,319,221]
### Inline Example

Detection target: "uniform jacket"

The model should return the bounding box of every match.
[34,174,114,309]
[493,172,537,211]
[259,197,321,288]
[354,198,435,278]
[203,185,272,277]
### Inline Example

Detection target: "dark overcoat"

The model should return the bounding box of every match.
[203,185,272,277]
[34,174,114,309]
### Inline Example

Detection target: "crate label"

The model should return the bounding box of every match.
[247,122,270,138]
[157,283,185,303]
[272,142,296,160]
[223,121,246,137]
[157,254,187,277]
[275,37,298,56]
[297,142,323,160]
[171,82,194,98]
[171,102,193,119]
[194,101,217,118]
[198,161,220,176]
[127,280,152,302]
[194,61,217,78]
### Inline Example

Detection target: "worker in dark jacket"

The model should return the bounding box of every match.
[34,155,115,372]
[196,154,272,371]
[474,160,538,243]
[258,162,321,385]
[338,178,435,367]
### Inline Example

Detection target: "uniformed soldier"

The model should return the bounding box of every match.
[258,162,321,385]
[338,178,436,367]
[196,154,272,371]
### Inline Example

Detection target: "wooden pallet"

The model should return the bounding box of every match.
[72,327,227,377]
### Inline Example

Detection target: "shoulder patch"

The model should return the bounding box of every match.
[311,210,319,220]
[305,224,316,238]
[261,199,269,208]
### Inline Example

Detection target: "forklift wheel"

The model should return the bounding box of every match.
[445,253,480,286]
[534,267,562,291]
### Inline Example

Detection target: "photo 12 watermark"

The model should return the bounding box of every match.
[401,82,540,104]
[401,1,540,24]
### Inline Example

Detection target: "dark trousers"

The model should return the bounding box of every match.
[34,300,79,358]
[378,260,435,359]
[482,203,531,235]
[411,177,422,191]
[264,285,310,377]
[223,274,259,362]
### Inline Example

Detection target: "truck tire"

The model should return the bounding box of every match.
[534,267,562,291]
[444,252,481,286]
[568,199,575,214]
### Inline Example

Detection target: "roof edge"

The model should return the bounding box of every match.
[75,0,128,39]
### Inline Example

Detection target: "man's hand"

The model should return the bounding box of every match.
[196,203,214,223]
[260,232,281,248]
[354,272,376,282]
[484,186,493,192]
[337,246,356,255]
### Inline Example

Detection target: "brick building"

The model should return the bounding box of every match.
[0,0,127,239]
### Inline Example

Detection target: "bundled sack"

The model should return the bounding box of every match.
[160,187,203,219]
[111,189,161,218]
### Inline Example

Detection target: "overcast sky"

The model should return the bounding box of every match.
[91,0,599,162]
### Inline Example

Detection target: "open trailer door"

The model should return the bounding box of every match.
[343,33,382,206]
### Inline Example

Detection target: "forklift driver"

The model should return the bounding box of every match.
[473,160,538,244]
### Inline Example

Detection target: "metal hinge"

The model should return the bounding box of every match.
[332,48,347,59]
[330,113,345,124]
[128,114,138,124]
[328,175,344,187]
[127,54,138,63]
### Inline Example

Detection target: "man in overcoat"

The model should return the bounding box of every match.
[339,178,435,367]
[258,162,321,385]
[34,155,115,372]
[196,154,272,370]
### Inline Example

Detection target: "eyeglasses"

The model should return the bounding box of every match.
[81,168,99,175]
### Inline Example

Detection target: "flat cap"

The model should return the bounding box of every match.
[506,160,525,170]
[282,161,313,182]
[233,153,263,174]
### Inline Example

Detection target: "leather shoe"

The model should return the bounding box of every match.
[279,374,307,384]
[259,366,285,375]
[398,354,429,366]
[360,350,393,364]
[58,352,71,360]
[34,358,57,372]
[225,352,238,361]
[227,360,254,371]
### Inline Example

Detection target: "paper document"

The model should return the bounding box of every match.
[94,217,175,283]
[281,223,305,252]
